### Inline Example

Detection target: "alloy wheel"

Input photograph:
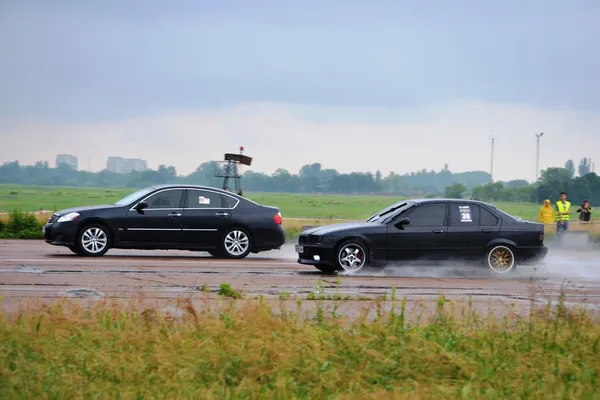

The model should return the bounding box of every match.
[224,230,250,256]
[81,227,108,254]
[487,246,515,273]
[338,244,366,272]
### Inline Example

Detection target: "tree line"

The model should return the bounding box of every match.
[0,160,491,195]
[444,158,599,206]
[2,158,597,204]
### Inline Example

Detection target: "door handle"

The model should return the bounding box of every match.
[215,212,229,216]
[481,229,493,233]
[168,212,181,217]
[432,230,444,234]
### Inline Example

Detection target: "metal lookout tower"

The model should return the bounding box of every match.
[214,146,253,197]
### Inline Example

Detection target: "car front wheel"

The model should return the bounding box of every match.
[75,224,111,257]
[220,228,252,259]
[335,240,369,273]
[485,245,517,274]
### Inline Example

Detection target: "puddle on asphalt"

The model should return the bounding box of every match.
[65,289,105,298]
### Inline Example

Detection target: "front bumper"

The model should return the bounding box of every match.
[295,243,336,265]
[44,222,78,246]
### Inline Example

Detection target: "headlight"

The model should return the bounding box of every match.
[57,212,80,222]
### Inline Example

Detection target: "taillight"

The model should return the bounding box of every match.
[274,212,282,225]
[539,232,544,241]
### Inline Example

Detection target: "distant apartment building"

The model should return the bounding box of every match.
[55,154,78,170]
[106,157,148,174]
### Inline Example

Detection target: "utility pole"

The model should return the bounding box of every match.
[535,132,544,182]
[488,134,496,182]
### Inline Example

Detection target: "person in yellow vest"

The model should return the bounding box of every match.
[538,199,555,224]
[555,191,571,240]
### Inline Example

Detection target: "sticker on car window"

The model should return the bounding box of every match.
[459,205,472,222]
[199,196,211,205]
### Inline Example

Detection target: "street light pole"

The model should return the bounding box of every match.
[489,135,496,182]
[535,132,544,204]
[535,132,544,182]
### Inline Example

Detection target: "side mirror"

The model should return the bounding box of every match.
[134,202,148,213]
[395,217,410,229]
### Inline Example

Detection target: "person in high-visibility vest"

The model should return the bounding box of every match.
[555,191,571,240]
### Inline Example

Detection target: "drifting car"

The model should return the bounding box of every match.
[295,199,548,274]
[43,185,285,258]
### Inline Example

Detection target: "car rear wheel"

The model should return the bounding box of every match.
[485,245,516,274]
[75,224,111,257]
[220,228,252,259]
[335,240,369,273]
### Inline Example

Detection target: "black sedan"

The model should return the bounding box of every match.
[44,184,285,258]
[296,199,548,274]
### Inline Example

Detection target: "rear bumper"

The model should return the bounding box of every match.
[253,225,286,251]
[517,245,548,262]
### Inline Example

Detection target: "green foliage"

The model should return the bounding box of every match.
[217,283,240,299]
[565,159,576,179]
[0,210,43,239]
[470,171,600,206]
[0,160,492,195]
[443,183,467,199]
[0,298,599,398]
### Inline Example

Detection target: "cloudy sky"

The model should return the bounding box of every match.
[1,0,599,181]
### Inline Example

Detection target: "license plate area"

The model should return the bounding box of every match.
[295,245,304,253]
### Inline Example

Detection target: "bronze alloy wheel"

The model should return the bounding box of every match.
[487,245,515,273]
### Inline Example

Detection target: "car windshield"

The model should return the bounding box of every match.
[113,187,155,206]
[366,201,414,223]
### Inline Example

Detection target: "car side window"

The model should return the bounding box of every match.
[480,207,499,226]
[144,189,183,209]
[404,203,447,226]
[449,203,480,226]
[185,190,223,208]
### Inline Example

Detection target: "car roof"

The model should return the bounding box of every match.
[410,198,495,207]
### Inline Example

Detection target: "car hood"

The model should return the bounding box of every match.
[301,221,378,236]
[54,204,117,215]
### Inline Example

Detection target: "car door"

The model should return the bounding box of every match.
[180,188,232,248]
[445,202,501,257]
[385,202,448,261]
[119,188,185,245]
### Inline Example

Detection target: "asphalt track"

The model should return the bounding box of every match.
[1,240,600,318]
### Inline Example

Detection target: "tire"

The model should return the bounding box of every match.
[334,239,370,273]
[485,244,517,274]
[220,227,252,259]
[208,250,224,258]
[75,223,111,257]
[68,246,83,255]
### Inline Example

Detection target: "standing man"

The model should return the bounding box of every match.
[577,200,593,222]
[555,192,571,240]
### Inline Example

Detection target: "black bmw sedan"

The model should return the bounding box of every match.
[44,185,285,258]
[296,199,548,274]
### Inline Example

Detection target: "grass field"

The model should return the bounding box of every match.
[1,296,598,398]
[1,185,599,239]
[0,184,543,220]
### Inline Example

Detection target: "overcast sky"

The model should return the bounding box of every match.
[1,0,599,181]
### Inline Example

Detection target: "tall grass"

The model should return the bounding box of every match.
[1,296,599,398]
